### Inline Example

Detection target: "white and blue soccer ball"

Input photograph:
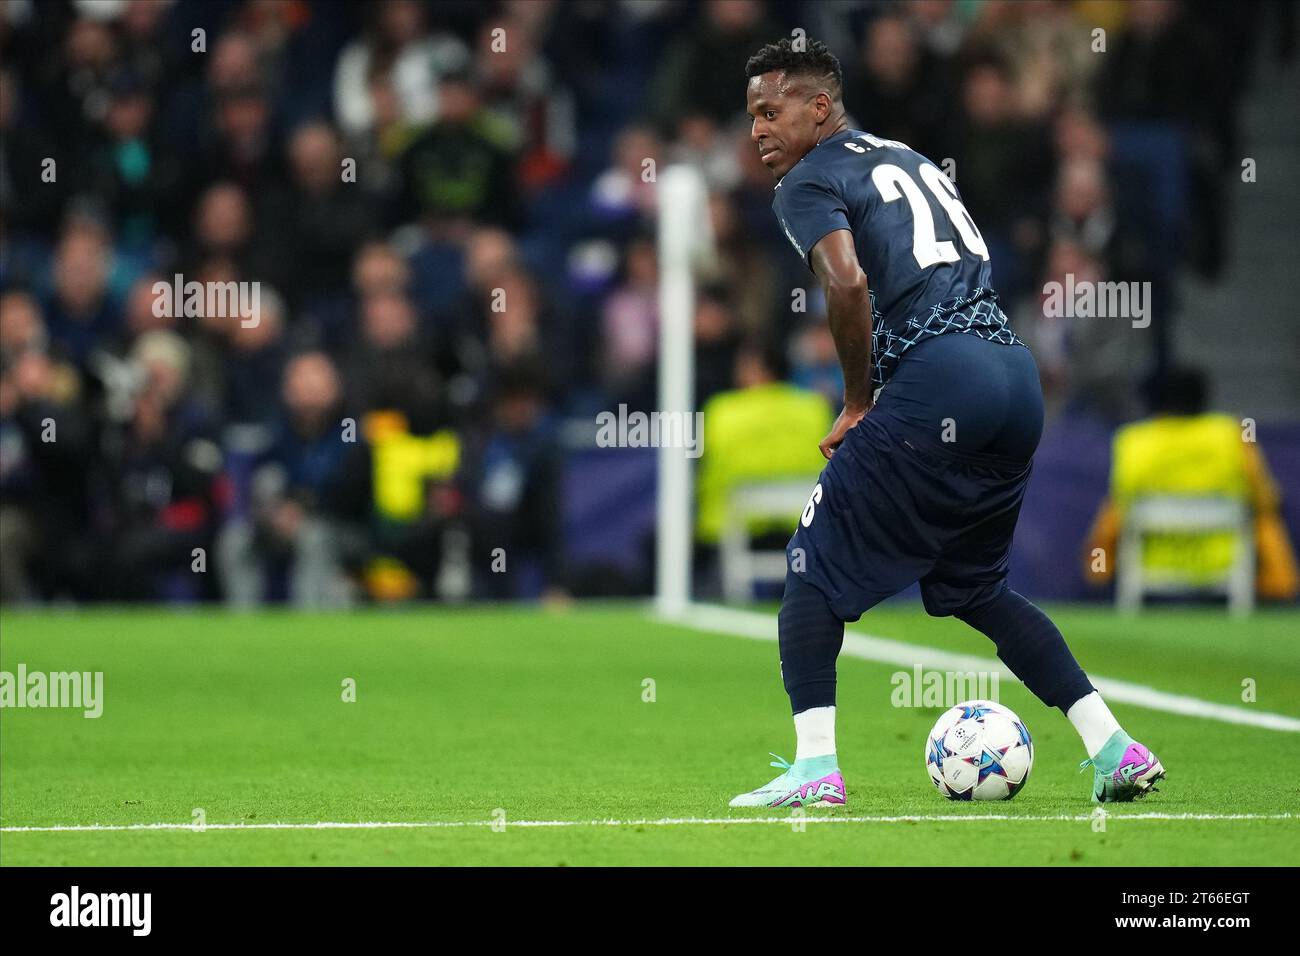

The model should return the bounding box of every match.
[925,700,1033,801]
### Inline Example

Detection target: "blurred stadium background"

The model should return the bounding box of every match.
[1,0,1297,610]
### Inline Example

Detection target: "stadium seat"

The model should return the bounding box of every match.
[719,480,810,603]
[1116,496,1255,615]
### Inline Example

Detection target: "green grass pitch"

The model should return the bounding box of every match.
[1,603,1297,866]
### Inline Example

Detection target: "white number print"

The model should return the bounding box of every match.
[801,482,823,528]
[918,163,989,261]
[871,164,957,269]
[871,162,990,268]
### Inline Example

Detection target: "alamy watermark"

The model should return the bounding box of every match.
[0,665,103,718]
[49,886,150,936]
[1042,273,1150,328]
[152,274,261,328]
[595,404,704,458]
[890,665,999,708]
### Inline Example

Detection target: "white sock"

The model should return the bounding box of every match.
[1067,692,1123,758]
[793,706,836,761]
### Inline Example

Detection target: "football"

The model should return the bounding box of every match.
[925,700,1034,801]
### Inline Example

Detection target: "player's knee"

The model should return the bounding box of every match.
[929,579,1009,622]
[922,589,955,618]
[779,572,846,650]
[779,571,836,627]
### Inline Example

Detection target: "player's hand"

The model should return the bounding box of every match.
[820,404,869,460]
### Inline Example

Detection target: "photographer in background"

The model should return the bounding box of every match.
[219,350,360,607]
[460,362,567,603]
[0,291,96,601]
[96,330,224,601]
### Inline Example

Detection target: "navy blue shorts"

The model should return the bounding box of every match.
[788,332,1044,621]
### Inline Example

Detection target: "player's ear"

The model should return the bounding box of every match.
[816,90,833,121]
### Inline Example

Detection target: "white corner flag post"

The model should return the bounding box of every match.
[655,165,713,619]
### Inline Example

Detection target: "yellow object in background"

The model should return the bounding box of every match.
[362,557,421,602]
[363,410,461,522]
[695,382,831,544]
[1071,0,1130,35]
[1086,413,1298,600]
[1111,414,1250,512]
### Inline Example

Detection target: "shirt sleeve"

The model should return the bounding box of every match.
[772,168,852,269]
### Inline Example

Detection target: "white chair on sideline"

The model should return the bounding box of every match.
[1116,496,1254,615]
[719,480,812,604]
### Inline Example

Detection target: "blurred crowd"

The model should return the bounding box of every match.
[0,0,1286,604]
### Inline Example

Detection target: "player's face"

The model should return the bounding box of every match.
[746,72,824,178]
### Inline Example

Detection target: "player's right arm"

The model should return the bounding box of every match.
[809,229,873,459]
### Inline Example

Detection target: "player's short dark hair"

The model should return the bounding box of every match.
[745,38,842,100]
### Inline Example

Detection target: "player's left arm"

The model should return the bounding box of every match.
[809,228,873,460]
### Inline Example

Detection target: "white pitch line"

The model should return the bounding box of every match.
[665,603,1300,734]
[1,813,1294,833]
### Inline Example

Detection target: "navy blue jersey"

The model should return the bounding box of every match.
[772,128,1022,388]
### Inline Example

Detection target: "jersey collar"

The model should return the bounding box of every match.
[776,128,856,186]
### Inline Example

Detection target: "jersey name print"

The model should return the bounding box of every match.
[772,129,1023,388]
